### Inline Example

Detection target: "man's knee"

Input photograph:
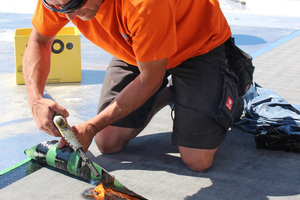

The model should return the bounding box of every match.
[179,146,218,172]
[94,126,138,154]
[184,158,213,172]
[94,132,126,154]
[95,136,125,154]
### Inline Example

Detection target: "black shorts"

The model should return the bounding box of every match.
[97,43,238,149]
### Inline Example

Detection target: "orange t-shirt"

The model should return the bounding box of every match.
[32,0,231,69]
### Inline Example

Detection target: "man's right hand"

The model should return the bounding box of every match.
[30,97,69,137]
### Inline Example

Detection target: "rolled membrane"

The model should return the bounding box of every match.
[24,140,104,180]
[24,140,147,199]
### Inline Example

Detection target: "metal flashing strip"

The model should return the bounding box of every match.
[250,29,300,59]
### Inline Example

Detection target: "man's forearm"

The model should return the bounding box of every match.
[87,58,168,136]
[89,74,160,134]
[23,45,50,100]
[23,30,54,105]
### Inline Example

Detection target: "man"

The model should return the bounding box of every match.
[23,0,236,172]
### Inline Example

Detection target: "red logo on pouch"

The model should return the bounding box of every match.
[226,96,233,110]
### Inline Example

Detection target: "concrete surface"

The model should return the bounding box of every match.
[1,1,300,199]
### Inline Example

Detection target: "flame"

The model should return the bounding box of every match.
[91,183,140,200]
[93,183,105,200]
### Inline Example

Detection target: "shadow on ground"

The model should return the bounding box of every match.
[88,127,300,200]
[233,34,267,45]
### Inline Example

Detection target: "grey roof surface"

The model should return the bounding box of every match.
[1,5,300,200]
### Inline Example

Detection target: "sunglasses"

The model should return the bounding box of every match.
[41,0,87,13]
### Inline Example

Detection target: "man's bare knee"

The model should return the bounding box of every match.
[97,144,124,154]
[94,132,127,154]
[94,126,138,154]
[184,159,213,172]
[179,146,218,172]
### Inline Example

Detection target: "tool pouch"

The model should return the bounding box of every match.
[225,37,255,96]
[211,67,239,131]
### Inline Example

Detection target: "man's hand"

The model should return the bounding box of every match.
[57,121,96,152]
[31,97,69,137]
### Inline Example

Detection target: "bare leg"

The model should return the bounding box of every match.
[95,126,138,154]
[95,87,173,154]
[179,146,218,172]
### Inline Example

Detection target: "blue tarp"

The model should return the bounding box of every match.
[234,83,300,152]
[235,82,300,134]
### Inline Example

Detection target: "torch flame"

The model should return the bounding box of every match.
[93,183,105,200]
[91,183,141,200]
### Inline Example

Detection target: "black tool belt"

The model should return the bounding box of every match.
[225,37,255,97]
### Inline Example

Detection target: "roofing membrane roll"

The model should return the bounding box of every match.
[24,140,147,199]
